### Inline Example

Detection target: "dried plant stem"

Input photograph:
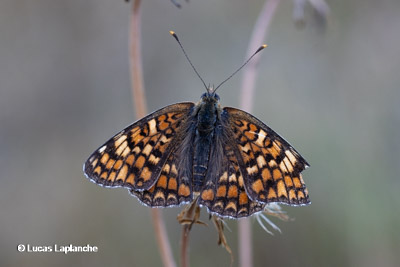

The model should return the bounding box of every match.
[238,219,253,267]
[240,0,280,112]
[178,198,201,267]
[151,208,176,267]
[180,225,190,267]
[238,1,281,267]
[130,0,146,117]
[129,1,176,267]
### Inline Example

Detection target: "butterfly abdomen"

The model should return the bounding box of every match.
[192,132,213,192]
[192,96,219,192]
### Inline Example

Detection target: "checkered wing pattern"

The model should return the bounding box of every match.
[222,107,310,206]
[84,103,194,192]
[130,145,194,207]
[198,133,265,218]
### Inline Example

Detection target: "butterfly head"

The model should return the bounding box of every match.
[201,86,220,103]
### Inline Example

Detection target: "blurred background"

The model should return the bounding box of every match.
[1,0,400,266]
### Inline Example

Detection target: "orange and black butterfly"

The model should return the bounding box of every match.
[84,32,310,218]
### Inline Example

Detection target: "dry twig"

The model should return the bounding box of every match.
[238,1,281,267]
[177,198,205,267]
[129,1,176,266]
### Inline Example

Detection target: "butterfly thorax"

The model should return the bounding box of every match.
[196,92,220,134]
[192,91,221,192]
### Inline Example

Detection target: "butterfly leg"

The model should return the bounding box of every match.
[211,216,233,261]
[177,196,206,229]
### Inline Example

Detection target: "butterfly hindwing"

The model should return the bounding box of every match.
[130,146,193,207]
[198,144,266,218]
[198,121,265,218]
[222,107,310,206]
[84,102,194,191]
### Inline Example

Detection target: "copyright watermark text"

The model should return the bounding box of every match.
[17,244,98,254]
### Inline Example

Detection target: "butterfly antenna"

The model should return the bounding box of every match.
[169,31,208,91]
[214,44,267,92]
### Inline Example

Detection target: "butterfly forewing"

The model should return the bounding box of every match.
[84,103,194,191]
[222,107,310,206]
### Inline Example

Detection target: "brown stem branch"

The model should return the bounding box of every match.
[178,198,200,267]
[151,209,177,267]
[180,225,190,267]
[240,0,281,112]
[238,1,281,267]
[130,0,146,118]
[238,219,253,267]
[129,1,176,267]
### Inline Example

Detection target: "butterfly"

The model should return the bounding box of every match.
[83,32,310,219]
